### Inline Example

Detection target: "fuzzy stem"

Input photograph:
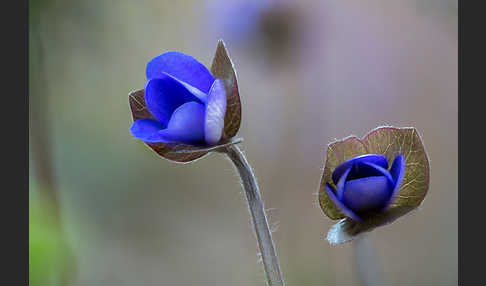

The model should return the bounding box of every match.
[354,234,384,286]
[223,144,285,286]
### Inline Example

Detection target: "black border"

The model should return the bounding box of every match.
[459,1,483,285]
[4,0,28,284]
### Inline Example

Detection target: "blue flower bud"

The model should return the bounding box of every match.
[128,40,242,163]
[318,126,430,244]
[130,51,227,146]
[325,154,405,222]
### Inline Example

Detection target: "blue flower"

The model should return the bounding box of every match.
[325,154,406,222]
[319,127,429,244]
[130,51,228,146]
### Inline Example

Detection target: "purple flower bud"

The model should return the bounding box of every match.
[130,51,228,146]
[318,126,430,244]
[128,40,242,163]
[325,154,405,222]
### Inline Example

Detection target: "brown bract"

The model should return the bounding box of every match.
[128,40,242,163]
[211,40,242,139]
[318,126,430,244]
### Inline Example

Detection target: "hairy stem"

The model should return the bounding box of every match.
[224,144,285,286]
[354,234,384,286]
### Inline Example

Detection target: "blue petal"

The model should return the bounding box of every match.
[145,75,205,126]
[381,154,406,211]
[332,154,388,184]
[325,183,363,222]
[130,119,168,143]
[204,79,227,145]
[146,51,215,93]
[389,154,405,183]
[157,101,206,144]
[171,75,208,103]
[342,176,393,213]
[336,167,352,200]
[347,162,395,185]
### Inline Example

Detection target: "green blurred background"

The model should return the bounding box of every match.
[29,0,457,285]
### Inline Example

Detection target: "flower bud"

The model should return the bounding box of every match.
[318,126,430,244]
[128,40,242,163]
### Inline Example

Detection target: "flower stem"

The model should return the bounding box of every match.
[354,234,384,286]
[223,144,285,286]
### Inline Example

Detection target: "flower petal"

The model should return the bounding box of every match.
[325,183,363,222]
[347,162,395,185]
[145,75,205,126]
[342,176,393,213]
[389,154,405,183]
[204,79,227,145]
[381,154,406,211]
[130,118,168,143]
[146,51,215,93]
[336,167,352,200]
[157,101,206,145]
[332,154,388,184]
[171,75,208,103]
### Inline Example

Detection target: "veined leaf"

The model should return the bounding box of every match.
[362,127,430,208]
[319,136,368,220]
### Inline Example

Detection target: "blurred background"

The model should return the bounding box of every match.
[29,0,457,285]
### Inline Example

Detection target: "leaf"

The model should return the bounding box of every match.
[362,126,430,208]
[128,89,157,122]
[128,89,242,163]
[319,136,368,220]
[211,39,242,139]
[319,126,430,243]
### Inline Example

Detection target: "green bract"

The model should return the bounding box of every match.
[318,126,430,244]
